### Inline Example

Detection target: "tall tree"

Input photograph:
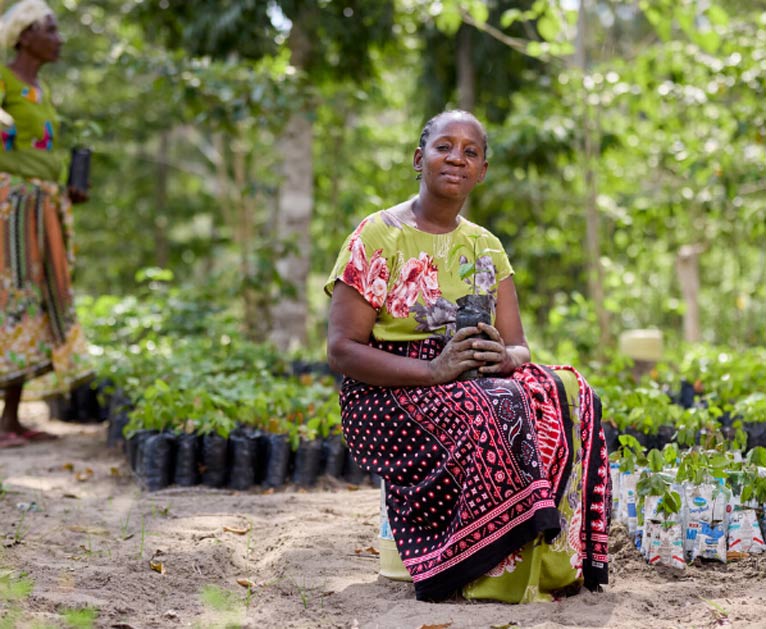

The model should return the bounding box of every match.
[131,0,395,349]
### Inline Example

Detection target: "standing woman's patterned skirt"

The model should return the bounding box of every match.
[340,338,611,602]
[0,173,91,389]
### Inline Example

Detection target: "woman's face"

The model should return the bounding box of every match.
[413,115,488,201]
[18,14,63,63]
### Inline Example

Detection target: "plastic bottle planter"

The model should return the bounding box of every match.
[454,294,492,381]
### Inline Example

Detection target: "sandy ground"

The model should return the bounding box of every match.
[2,404,766,628]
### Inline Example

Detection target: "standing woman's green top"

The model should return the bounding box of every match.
[0,62,90,390]
[0,64,62,182]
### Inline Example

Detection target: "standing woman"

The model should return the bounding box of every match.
[0,0,90,446]
[326,110,610,602]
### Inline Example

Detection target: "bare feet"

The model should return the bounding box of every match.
[0,432,27,448]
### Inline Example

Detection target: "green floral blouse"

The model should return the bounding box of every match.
[0,65,62,182]
[325,207,513,342]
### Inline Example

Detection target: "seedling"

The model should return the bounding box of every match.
[120,507,132,539]
[13,511,29,544]
[137,515,146,559]
[61,605,99,628]
[447,235,503,295]
[0,571,33,602]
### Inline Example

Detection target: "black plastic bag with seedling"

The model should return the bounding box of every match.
[228,430,256,490]
[201,433,229,488]
[174,432,201,486]
[142,432,176,491]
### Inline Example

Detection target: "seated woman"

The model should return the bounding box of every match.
[325,110,610,603]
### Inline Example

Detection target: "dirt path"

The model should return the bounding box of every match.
[2,403,766,628]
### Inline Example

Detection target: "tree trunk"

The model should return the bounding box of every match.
[271,17,313,351]
[676,244,703,343]
[456,24,475,112]
[456,23,475,220]
[576,0,611,351]
[154,130,170,268]
[232,128,263,340]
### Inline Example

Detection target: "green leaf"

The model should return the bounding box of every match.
[694,29,721,53]
[647,448,664,473]
[466,0,489,26]
[746,447,766,467]
[458,262,475,280]
[500,9,523,28]
[661,489,682,515]
[536,14,560,42]
[706,5,729,27]
[434,4,462,35]
[526,41,544,58]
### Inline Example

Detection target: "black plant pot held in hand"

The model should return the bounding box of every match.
[454,294,492,381]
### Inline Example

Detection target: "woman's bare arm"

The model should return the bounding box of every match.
[327,281,482,387]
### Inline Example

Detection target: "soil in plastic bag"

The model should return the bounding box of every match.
[343,448,367,484]
[174,432,201,486]
[455,294,492,381]
[292,438,323,487]
[142,432,176,491]
[602,422,619,453]
[251,430,269,484]
[107,389,133,450]
[70,379,102,423]
[622,426,651,448]
[264,433,292,487]
[228,431,256,490]
[679,380,696,409]
[201,433,229,488]
[321,434,346,478]
[647,424,675,451]
[130,429,158,475]
[745,422,766,450]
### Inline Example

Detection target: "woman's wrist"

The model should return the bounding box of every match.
[504,345,529,370]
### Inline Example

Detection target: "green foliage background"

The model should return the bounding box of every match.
[8,0,764,361]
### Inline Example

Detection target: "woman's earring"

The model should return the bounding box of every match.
[415,173,422,181]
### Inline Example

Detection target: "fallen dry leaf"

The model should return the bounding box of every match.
[261,488,275,495]
[75,468,94,482]
[62,463,74,472]
[417,624,452,629]
[237,578,258,589]
[223,524,252,535]
[109,467,121,477]
[149,559,166,574]
[490,623,519,629]
[353,546,380,557]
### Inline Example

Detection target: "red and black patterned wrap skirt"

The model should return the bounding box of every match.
[340,337,610,601]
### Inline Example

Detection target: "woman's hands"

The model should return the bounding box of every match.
[432,322,528,381]
[428,326,486,383]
